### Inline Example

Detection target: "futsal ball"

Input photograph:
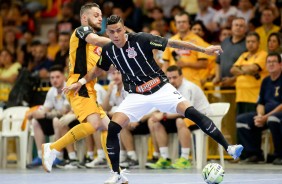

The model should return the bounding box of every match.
[202,163,224,184]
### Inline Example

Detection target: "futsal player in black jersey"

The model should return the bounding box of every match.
[64,15,243,184]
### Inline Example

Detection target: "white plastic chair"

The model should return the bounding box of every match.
[0,106,30,169]
[192,103,230,169]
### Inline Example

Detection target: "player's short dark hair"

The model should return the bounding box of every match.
[167,65,182,75]
[49,65,64,73]
[80,3,100,17]
[267,52,282,63]
[107,15,124,26]
[246,31,260,41]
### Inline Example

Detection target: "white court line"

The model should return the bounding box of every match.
[161,178,282,184]
[129,173,282,176]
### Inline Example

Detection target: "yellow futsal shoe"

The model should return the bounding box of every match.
[171,157,191,169]
[146,157,171,169]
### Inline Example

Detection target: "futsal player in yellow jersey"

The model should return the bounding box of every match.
[41,3,117,175]
[162,12,209,87]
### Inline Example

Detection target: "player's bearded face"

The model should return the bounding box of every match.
[87,18,101,32]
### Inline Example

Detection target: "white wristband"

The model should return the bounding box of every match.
[78,78,87,85]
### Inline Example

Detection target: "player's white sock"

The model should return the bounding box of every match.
[38,150,42,159]
[97,149,105,159]
[181,148,190,160]
[87,151,94,160]
[127,151,137,161]
[160,147,169,159]
[68,152,77,160]
[120,150,127,162]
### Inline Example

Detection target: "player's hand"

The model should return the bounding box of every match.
[204,45,223,56]
[62,82,82,96]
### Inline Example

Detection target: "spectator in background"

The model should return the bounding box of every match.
[255,8,280,51]
[236,52,282,164]
[54,32,70,68]
[237,0,253,23]
[267,32,282,54]
[46,29,60,61]
[28,43,53,106]
[251,0,280,27]
[155,0,180,19]
[191,20,216,85]
[149,7,171,38]
[230,32,268,115]
[0,49,21,104]
[213,17,247,87]
[218,27,232,43]
[3,29,18,60]
[180,0,199,21]
[211,0,239,32]
[162,11,209,87]
[195,0,216,33]
[18,30,34,65]
[168,5,184,34]
[56,2,80,33]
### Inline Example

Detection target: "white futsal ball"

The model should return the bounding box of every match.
[202,163,224,184]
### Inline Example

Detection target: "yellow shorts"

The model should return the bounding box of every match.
[67,92,106,123]
[184,118,196,127]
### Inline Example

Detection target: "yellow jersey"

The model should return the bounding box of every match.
[67,25,101,97]
[162,32,209,87]
[234,50,268,103]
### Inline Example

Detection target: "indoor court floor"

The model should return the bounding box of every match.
[1,163,282,184]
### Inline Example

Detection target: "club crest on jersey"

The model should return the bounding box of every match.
[94,47,101,56]
[126,47,137,58]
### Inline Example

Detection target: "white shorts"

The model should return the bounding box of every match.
[116,83,186,122]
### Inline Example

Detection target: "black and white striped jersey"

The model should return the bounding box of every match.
[97,32,169,95]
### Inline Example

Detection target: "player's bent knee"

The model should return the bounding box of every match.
[108,121,122,137]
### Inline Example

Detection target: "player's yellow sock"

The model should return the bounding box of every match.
[101,130,112,168]
[50,122,95,151]
[100,130,123,172]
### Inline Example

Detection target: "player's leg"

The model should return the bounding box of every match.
[154,84,243,159]
[147,117,160,161]
[105,94,151,183]
[120,125,138,169]
[171,118,192,169]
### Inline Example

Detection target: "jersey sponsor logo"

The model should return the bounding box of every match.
[93,47,101,56]
[150,41,163,47]
[136,77,161,93]
[83,26,89,31]
[126,47,137,58]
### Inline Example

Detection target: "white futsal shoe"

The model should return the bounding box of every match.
[104,170,129,184]
[42,143,59,172]
[227,144,244,160]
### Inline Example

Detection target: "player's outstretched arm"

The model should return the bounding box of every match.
[166,39,223,55]
[62,66,104,95]
[85,33,111,47]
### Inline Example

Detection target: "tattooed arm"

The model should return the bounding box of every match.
[167,39,223,55]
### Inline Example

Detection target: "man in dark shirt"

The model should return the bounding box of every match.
[236,52,282,164]
[63,15,243,183]
[54,32,70,68]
